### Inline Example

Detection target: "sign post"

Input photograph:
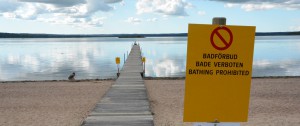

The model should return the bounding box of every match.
[115,57,120,77]
[183,18,256,124]
[142,57,146,77]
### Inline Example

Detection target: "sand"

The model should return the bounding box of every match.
[0,80,112,126]
[145,78,300,126]
[1,78,299,126]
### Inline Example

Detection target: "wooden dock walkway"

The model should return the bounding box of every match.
[82,45,154,126]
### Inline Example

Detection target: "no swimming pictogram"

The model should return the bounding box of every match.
[210,26,233,50]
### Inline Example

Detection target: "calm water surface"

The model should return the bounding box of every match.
[0,36,300,81]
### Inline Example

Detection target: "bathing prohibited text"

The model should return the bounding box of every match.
[184,24,256,122]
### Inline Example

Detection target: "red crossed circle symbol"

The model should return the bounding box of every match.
[210,26,233,51]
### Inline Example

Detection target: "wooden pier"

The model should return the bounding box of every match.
[82,45,153,126]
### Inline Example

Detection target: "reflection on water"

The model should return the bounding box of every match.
[252,36,300,77]
[139,41,187,77]
[0,36,300,81]
[0,38,132,81]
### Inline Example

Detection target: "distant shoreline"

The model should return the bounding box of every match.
[0,31,299,38]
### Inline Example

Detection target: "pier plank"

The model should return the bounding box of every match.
[82,45,153,126]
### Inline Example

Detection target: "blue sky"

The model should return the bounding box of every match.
[0,0,299,34]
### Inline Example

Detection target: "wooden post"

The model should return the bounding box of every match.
[210,17,226,125]
[124,53,125,64]
[141,57,146,77]
[117,64,120,77]
[116,57,120,77]
[143,62,145,76]
[212,17,226,25]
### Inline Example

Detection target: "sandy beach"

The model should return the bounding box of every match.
[0,80,112,126]
[145,77,300,126]
[0,78,299,126]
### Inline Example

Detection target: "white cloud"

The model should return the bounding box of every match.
[125,17,142,24]
[197,11,206,16]
[56,0,122,17]
[87,0,114,13]
[241,3,276,11]
[103,0,123,4]
[19,0,86,7]
[0,0,122,27]
[120,0,125,6]
[212,0,300,11]
[136,0,191,16]
[38,16,105,28]
[146,18,158,22]
[125,17,158,24]
[14,3,41,19]
[1,3,50,20]
[224,3,239,8]
[212,0,300,4]
[289,26,300,31]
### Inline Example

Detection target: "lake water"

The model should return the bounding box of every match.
[0,36,300,81]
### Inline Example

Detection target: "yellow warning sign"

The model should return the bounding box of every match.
[115,57,120,64]
[183,24,256,122]
[142,57,146,63]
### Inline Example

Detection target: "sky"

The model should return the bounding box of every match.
[0,0,299,34]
